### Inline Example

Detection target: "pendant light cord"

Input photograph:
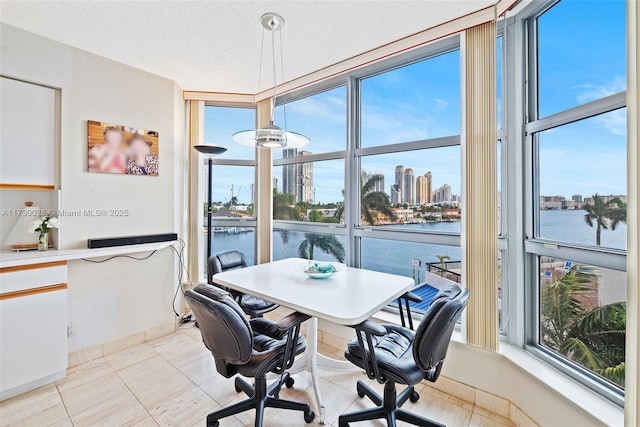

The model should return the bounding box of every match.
[257,27,265,101]
[279,28,287,133]
[271,20,277,123]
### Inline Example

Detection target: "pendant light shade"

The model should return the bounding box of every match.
[232,13,310,149]
[232,121,310,149]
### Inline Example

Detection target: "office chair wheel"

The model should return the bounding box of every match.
[234,383,242,393]
[285,377,295,388]
[409,390,420,403]
[304,409,315,423]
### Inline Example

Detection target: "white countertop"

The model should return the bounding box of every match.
[212,257,415,325]
[0,241,176,268]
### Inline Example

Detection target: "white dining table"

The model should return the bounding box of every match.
[212,257,415,424]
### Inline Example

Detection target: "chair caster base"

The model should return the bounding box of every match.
[285,376,295,388]
[304,409,315,423]
[207,420,218,427]
[339,381,445,427]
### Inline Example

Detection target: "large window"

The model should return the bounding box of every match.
[273,86,348,262]
[272,41,463,316]
[354,44,462,313]
[524,0,627,400]
[203,106,257,273]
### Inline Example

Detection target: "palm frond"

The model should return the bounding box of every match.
[307,233,345,262]
[597,362,625,387]
[559,337,603,370]
[298,239,310,259]
[278,229,290,244]
[362,175,383,195]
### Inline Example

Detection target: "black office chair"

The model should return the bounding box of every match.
[338,283,469,427]
[208,250,279,318]
[185,284,315,427]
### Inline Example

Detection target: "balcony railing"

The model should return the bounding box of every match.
[426,260,462,283]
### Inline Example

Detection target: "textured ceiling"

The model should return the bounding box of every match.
[0,0,494,92]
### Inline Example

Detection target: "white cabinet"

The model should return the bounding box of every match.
[0,77,57,187]
[0,261,68,401]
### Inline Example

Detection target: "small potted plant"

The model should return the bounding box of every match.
[28,215,60,251]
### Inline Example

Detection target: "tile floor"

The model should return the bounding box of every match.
[0,325,515,427]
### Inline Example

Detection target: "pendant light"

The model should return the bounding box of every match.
[232,13,310,149]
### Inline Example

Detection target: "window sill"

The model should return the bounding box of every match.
[497,343,623,426]
[370,310,624,426]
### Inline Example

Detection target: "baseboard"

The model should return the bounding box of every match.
[0,371,65,402]
[67,321,176,368]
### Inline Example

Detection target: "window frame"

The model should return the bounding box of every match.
[203,104,258,276]
[520,0,627,405]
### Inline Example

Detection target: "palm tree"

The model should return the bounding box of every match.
[583,194,622,246]
[273,189,299,221]
[435,254,450,277]
[298,233,345,263]
[567,302,626,386]
[540,264,594,349]
[540,264,626,387]
[335,175,397,225]
[609,201,627,231]
[273,190,299,244]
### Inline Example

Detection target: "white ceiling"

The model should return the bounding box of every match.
[0,0,494,93]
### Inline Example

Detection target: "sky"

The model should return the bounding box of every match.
[536,0,626,199]
[203,0,627,205]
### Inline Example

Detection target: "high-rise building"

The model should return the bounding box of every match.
[281,149,314,203]
[433,184,452,203]
[395,165,405,201]
[296,151,314,204]
[426,172,433,203]
[372,172,384,192]
[272,178,278,191]
[572,194,583,204]
[416,175,429,204]
[282,149,297,196]
[390,185,401,204]
[403,168,415,205]
[361,169,384,192]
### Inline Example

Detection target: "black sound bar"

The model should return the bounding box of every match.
[88,233,177,249]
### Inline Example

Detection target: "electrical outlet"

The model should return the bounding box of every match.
[67,323,76,338]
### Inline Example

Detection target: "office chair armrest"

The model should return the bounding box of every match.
[352,321,388,382]
[277,312,312,331]
[403,291,422,303]
[398,290,423,330]
[352,320,386,336]
[273,312,311,374]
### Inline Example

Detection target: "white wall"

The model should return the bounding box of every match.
[0,23,185,350]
